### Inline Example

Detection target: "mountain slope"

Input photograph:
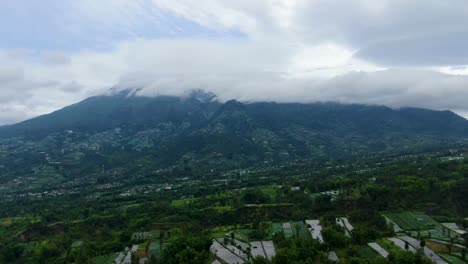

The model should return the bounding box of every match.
[2,95,467,139]
[0,92,221,139]
[0,92,467,181]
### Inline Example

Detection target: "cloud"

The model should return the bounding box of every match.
[1,0,468,124]
[156,0,468,66]
[0,0,239,51]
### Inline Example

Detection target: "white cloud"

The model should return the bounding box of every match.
[1,0,468,124]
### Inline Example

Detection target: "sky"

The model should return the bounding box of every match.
[1,0,468,124]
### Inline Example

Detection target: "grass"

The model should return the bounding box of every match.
[357,245,380,259]
[235,229,251,242]
[272,223,283,234]
[258,185,278,200]
[211,225,235,238]
[170,198,196,208]
[93,253,117,264]
[206,206,234,212]
[244,203,294,207]
[261,222,273,239]
[377,238,406,256]
[0,218,13,227]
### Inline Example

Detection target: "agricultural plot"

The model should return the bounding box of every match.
[217,238,247,260]
[387,237,416,253]
[250,241,267,259]
[439,253,466,264]
[210,225,236,238]
[170,198,196,208]
[93,253,117,264]
[271,223,283,234]
[336,218,352,237]
[124,245,139,264]
[235,229,252,241]
[114,251,126,264]
[441,223,467,235]
[384,212,438,231]
[282,222,294,238]
[261,241,276,260]
[148,240,162,260]
[356,245,380,259]
[340,217,354,231]
[113,245,139,264]
[399,236,448,264]
[258,185,278,200]
[328,251,339,262]
[131,230,160,241]
[210,240,245,264]
[384,216,403,232]
[305,220,324,243]
[428,238,466,251]
[232,239,249,252]
[292,222,311,239]
[367,242,389,258]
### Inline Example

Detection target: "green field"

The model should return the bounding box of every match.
[235,229,252,242]
[148,240,162,260]
[272,223,283,234]
[282,222,294,238]
[210,225,236,238]
[258,185,278,200]
[170,198,196,208]
[93,254,117,264]
[384,212,438,230]
[357,245,380,259]
[292,222,310,239]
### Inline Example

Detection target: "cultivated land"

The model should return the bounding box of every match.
[1,148,467,263]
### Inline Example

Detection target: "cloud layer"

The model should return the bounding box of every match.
[1,0,468,124]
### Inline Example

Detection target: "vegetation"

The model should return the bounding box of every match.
[0,146,466,263]
[0,93,467,263]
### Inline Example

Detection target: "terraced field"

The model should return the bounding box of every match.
[271,223,283,234]
[384,212,438,230]
[282,222,294,238]
[93,253,117,264]
[439,253,466,264]
[292,222,310,239]
[148,240,162,260]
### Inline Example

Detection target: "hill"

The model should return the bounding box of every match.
[0,90,467,179]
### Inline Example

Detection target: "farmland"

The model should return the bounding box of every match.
[384,212,439,231]
[0,149,467,263]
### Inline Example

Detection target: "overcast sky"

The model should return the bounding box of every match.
[1,0,468,124]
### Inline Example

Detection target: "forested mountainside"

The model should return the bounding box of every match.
[0,91,467,183]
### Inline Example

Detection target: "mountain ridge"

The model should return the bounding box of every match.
[1,92,467,139]
[0,92,467,176]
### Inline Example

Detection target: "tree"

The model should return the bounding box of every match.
[252,256,269,264]
[447,237,455,254]
[162,233,211,264]
[420,239,425,248]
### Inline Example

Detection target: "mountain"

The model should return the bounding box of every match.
[0,91,467,181]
